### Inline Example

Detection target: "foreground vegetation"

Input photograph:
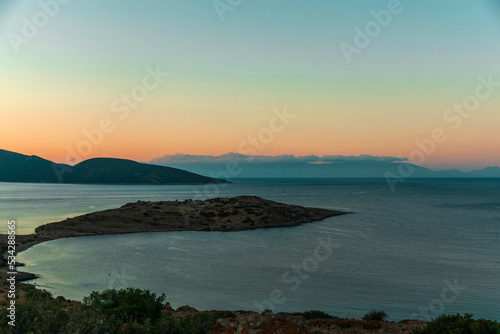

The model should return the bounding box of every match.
[0,288,498,333]
[412,313,500,334]
[0,288,234,334]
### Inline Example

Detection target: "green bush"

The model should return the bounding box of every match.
[0,288,239,334]
[210,310,237,319]
[65,306,122,334]
[413,313,500,334]
[0,289,68,334]
[362,310,388,321]
[297,310,338,320]
[83,288,167,323]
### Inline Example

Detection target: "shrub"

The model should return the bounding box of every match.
[298,310,337,320]
[65,306,122,334]
[82,288,167,323]
[150,314,183,334]
[0,288,237,334]
[0,289,68,334]
[178,313,220,334]
[413,313,500,334]
[217,210,230,217]
[211,310,237,319]
[152,312,235,334]
[362,310,388,321]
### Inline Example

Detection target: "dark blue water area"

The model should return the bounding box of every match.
[8,178,500,320]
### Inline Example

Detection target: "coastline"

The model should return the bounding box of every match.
[1,229,434,334]
[1,196,348,297]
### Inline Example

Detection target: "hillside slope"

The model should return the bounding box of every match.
[0,149,226,185]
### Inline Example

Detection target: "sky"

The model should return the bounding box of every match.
[1,0,499,170]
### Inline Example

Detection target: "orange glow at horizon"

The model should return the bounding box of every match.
[2,89,499,170]
[2,1,500,171]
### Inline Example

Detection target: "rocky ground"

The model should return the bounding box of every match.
[33,196,347,237]
[169,307,428,334]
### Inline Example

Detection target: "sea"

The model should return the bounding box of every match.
[2,178,499,321]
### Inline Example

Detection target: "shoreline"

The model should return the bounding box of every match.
[1,196,349,297]
[1,235,56,283]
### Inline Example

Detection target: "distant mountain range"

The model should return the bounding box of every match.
[150,153,500,179]
[2,150,498,185]
[0,150,227,185]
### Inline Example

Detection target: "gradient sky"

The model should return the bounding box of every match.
[1,0,499,170]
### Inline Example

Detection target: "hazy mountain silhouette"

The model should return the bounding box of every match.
[0,150,66,183]
[466,167,500,178]
[150,153,500,178]
[0,149,227,185]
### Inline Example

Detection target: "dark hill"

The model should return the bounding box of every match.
[0,149,67,183]
[0,149,227,185]
[63,158,225,184]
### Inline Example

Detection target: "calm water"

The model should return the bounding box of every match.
[7,179,500,321]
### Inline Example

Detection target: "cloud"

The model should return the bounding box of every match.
[306,161,336,165]
[150,153,407,164]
